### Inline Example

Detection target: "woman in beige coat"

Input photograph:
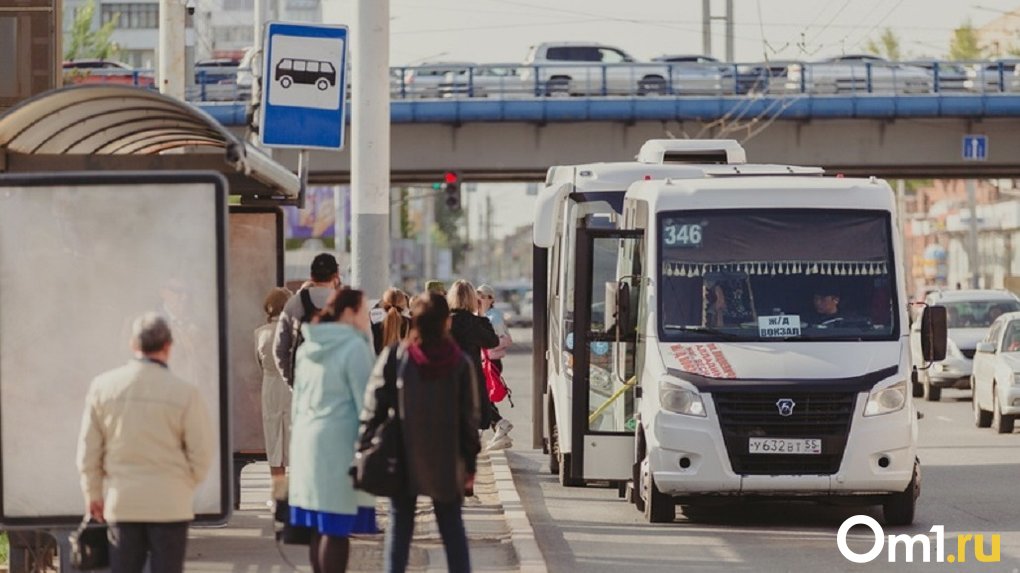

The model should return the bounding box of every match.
[256,287,293,493]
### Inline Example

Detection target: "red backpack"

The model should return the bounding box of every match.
[481,349,512,405]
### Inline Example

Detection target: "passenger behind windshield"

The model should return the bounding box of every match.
[943,300,1020,329]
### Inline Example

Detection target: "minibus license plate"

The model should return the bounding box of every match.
[748,438,821,454]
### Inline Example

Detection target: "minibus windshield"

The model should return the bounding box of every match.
[658,209,898,342]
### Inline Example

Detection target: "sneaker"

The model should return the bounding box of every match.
[487,435,512,451]
[492,419,514,440]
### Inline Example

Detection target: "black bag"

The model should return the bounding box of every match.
[351,346,407,497]
[69,516,109,570]
[273,497,312,546]
[287,289,320,387]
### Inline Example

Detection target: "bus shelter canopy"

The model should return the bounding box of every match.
[0,85,299,205]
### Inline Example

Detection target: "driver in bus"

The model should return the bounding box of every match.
[808,284,844,327]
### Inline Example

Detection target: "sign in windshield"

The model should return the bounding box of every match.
[658,210,897,342]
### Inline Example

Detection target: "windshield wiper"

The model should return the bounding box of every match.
[662,325,746,341]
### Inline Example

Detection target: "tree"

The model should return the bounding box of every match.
[948,21,984,60]
[65,0,119,61]
[864,28,904,61]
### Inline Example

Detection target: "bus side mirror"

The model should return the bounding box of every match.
[921,305,948,362]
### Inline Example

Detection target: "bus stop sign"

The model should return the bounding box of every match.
[259,22,348,150]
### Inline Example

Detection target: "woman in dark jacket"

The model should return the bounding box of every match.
[362,293,481,573]
[447,279,500,430]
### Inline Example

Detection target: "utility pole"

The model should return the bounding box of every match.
[158,0,186,99]
[966,179,980,288]
[702,0,711,56]
[423,188,434,282]
[351,0,391,295]
[702,0,735,60]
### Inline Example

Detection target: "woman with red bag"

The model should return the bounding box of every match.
[476,284,514,450]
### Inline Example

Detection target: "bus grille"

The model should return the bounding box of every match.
[712,391,856,476]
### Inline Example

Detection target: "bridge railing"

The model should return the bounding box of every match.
[63,60,1020,102]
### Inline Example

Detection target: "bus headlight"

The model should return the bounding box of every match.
[659,381,706,417]
[864,380,907,417]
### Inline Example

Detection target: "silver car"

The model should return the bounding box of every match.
[785,54,931,94]
[910,289,1020,401]
[651,54,725,95]
[437,64,523,98]
[397,61,475,99]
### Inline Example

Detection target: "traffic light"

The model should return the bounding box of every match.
[442,171,461,211]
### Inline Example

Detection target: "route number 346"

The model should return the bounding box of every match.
[663,223,703,247]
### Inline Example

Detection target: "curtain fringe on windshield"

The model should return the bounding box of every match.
[661,261,890,278]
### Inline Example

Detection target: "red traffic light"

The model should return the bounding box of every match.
[444,171,459,184]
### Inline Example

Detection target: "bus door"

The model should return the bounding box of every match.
[571,227,644,481]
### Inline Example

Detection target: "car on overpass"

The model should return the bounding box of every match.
[971,310,1020,433]
[519,42,670,96]
[63,59,155,88]
[910,289,1020,401]
[438,64,523,98]
[784,54,931,94]
[650,54,726,94]
[964,59,1020,92]
[398,61,476,98]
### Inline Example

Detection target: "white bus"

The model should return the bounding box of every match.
[530,140,946,524]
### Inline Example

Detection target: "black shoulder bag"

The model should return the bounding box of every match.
[351,346,407,497]
[69,515,109,570]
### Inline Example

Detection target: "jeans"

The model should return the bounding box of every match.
[108,522,189,573]
[385,496,470,573]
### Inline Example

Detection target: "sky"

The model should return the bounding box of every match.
[323,0,1020,66]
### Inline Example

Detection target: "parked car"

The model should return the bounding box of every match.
[651,54,725,94]
[398,61,475,98]
[910,289,1020,401]
[905,60,969,93]
[785,54,931,94]
[519,42,670,96]
[971,311,1020,433]
[438,64,522,98]
[965,59,1020,92]
[518,290,533,327]
[63,59,155,87]
[195,58,240,84]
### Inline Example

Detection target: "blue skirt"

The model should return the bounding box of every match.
[290,505,378,537]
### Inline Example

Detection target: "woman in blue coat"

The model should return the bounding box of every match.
[289,288,376,573]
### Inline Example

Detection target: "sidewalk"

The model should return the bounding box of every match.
[186,452,525,572]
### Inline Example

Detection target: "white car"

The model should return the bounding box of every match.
[910,289,1020,401]
[650,54,725,94]
[785,54,931,94]
[519,42,670,96]
[965,60,1020,93]
[971,311,1020,433]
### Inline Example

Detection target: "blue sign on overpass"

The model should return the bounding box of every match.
[962,134,988,161]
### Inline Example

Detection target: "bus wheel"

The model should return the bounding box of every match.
[641,457,675,523]
[279,76,292,88]
[316,78,329,91]
[883,459,919,526]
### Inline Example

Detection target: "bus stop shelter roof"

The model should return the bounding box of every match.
[0,85,299,205]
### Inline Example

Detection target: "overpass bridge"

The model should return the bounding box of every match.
[202,94,1020,183]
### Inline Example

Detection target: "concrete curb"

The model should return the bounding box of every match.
[487,449,549,573]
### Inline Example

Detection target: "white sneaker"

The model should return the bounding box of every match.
[492,419,514,440]
[487,435,513,451]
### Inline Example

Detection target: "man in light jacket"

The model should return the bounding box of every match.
[77,312,214,573]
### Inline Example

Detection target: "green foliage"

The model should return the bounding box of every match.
[1,532,8,567]
[864,29,904,61]
[948,21,984,60]
[65,0,120,61]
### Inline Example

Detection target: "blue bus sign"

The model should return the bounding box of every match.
[259,22,348,150]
